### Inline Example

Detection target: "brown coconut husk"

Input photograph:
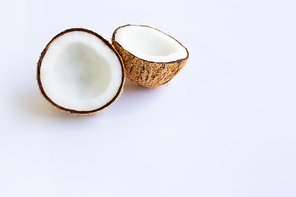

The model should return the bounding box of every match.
[112,24,189,88]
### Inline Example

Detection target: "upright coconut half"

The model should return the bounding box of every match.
[112,24,189,88]
[37,28,124,115]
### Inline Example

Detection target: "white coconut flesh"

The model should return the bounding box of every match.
[114,25,188,62]
[39,30,123,112]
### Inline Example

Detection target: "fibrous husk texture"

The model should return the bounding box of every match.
[112,41,188,88]
[112,25,189,88]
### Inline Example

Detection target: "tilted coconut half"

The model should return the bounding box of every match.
[112,24,189,88]
[37,28,124,115]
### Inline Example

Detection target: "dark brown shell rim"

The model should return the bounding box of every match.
[111,24,189,64]
[37,28,124,115]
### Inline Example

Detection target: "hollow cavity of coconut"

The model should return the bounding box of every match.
[112,25,189,88]
[37,28,124,115]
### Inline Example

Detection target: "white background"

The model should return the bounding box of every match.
[1,0,296,196]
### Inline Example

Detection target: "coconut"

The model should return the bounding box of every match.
[37,28,124,115]
[112,24,189,88]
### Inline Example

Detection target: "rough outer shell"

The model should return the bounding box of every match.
[112,24,189,88]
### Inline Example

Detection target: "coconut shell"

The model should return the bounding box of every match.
[112,25,189,88]
[37,28,125,116]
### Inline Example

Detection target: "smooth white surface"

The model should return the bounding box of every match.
[41,31,122,111]
[1,0,296,197]
[114,25,188,62]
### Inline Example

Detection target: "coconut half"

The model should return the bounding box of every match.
[112,24,189,88]
[37,28,124,115]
